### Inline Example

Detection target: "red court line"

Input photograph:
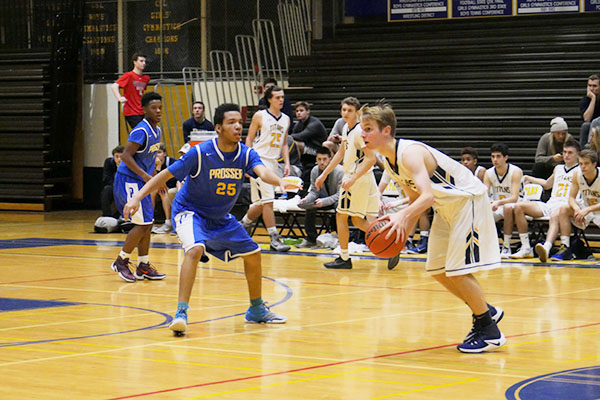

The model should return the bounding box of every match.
[106,343,456,400]
[106,320,600,400]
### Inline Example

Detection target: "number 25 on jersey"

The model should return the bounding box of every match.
[216,182,236,196]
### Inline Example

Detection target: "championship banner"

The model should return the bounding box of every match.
[83,1,118,74]
[452,0,512,17]
[516,0,579,14]
[584,0,600,11]
[389,0,449,20]
[132,0,189,72]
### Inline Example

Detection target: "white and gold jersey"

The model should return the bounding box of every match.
[251,109,290,162]
[576,166,600,208]
[548,164,578,205]
[485,164,522,201]
[341,122,369,175]
[383,139,487,205]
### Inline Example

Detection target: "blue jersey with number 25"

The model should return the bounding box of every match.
[168,138,263,219]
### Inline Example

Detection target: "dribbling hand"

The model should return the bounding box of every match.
[380,212,410,244]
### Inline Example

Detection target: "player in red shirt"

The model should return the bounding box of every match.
[112,53,151,130]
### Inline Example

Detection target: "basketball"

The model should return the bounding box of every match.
[366,219,405,258]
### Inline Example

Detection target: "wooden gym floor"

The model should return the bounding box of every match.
[0,210,599,399]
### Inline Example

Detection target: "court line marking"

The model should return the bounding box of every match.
[0,264,293,347]
[0,302,172,348]
[1,237,600,269]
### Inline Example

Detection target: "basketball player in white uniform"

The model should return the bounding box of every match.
[316,97,380,269]
[460,147,485,182]
[569,149,600,231]
[541,149,600,261]
[511,138,580,261]
[241,85,291,252]
[359,103,505,353]
[483,143,523,258]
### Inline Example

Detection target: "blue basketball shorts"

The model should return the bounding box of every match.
[172,210,260,262]
[113,172,154,225]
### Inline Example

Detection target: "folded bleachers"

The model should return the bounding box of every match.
[286,12,600,171]
[0,51,71,211]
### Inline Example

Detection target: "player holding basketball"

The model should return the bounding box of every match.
[241,85,291,252]
[123,103,297,335]
[360,103,505,353]
[111,91,166,283]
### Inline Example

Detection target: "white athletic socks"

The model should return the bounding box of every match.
[519,233,530,249]
[340,249,349,261]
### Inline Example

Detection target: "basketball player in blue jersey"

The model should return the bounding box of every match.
[111,91,166,283]
[123,104,299,335]
[360,103,505,353]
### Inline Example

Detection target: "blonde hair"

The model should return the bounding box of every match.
[589,124,600,157]
[358,101,396,137]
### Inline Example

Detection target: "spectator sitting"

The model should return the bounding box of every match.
[297,146,343,248]
[257,77,294,121]
[278,135,302,178]
[531,117,572,179]
[579,73,600,145]
[182,101,215,143]
[292,101,328,157]
[460,146,486,182]
[586,116,600,157]
[152,143,177,234]
[323,117,346,155]
[101,145,124,218]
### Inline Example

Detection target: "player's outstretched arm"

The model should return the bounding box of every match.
[524,173,553,190]
[123,169,174,221]
[253,164,302,193]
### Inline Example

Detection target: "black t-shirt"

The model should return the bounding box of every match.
[182,118,215,143]
[580,96,600,121]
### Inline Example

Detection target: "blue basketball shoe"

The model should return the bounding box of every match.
[245,302,287,324]
[169,308,188,335]
[458,322,506,353]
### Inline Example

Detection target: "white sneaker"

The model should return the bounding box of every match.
[152,223,173,234]
[535,242,551,262]
[500,246,511,259]
[510,246,533,259]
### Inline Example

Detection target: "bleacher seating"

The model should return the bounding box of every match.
[0,51,71,211]
[286,13,600,172]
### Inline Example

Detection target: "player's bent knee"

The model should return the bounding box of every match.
[186,245,205,261]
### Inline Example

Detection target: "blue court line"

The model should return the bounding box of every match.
[505,365,600,400]
[2,237,600,269]
[0,263,293,347]
[0,303,172,348]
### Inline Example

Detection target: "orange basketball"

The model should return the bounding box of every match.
[365,219,405,258]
